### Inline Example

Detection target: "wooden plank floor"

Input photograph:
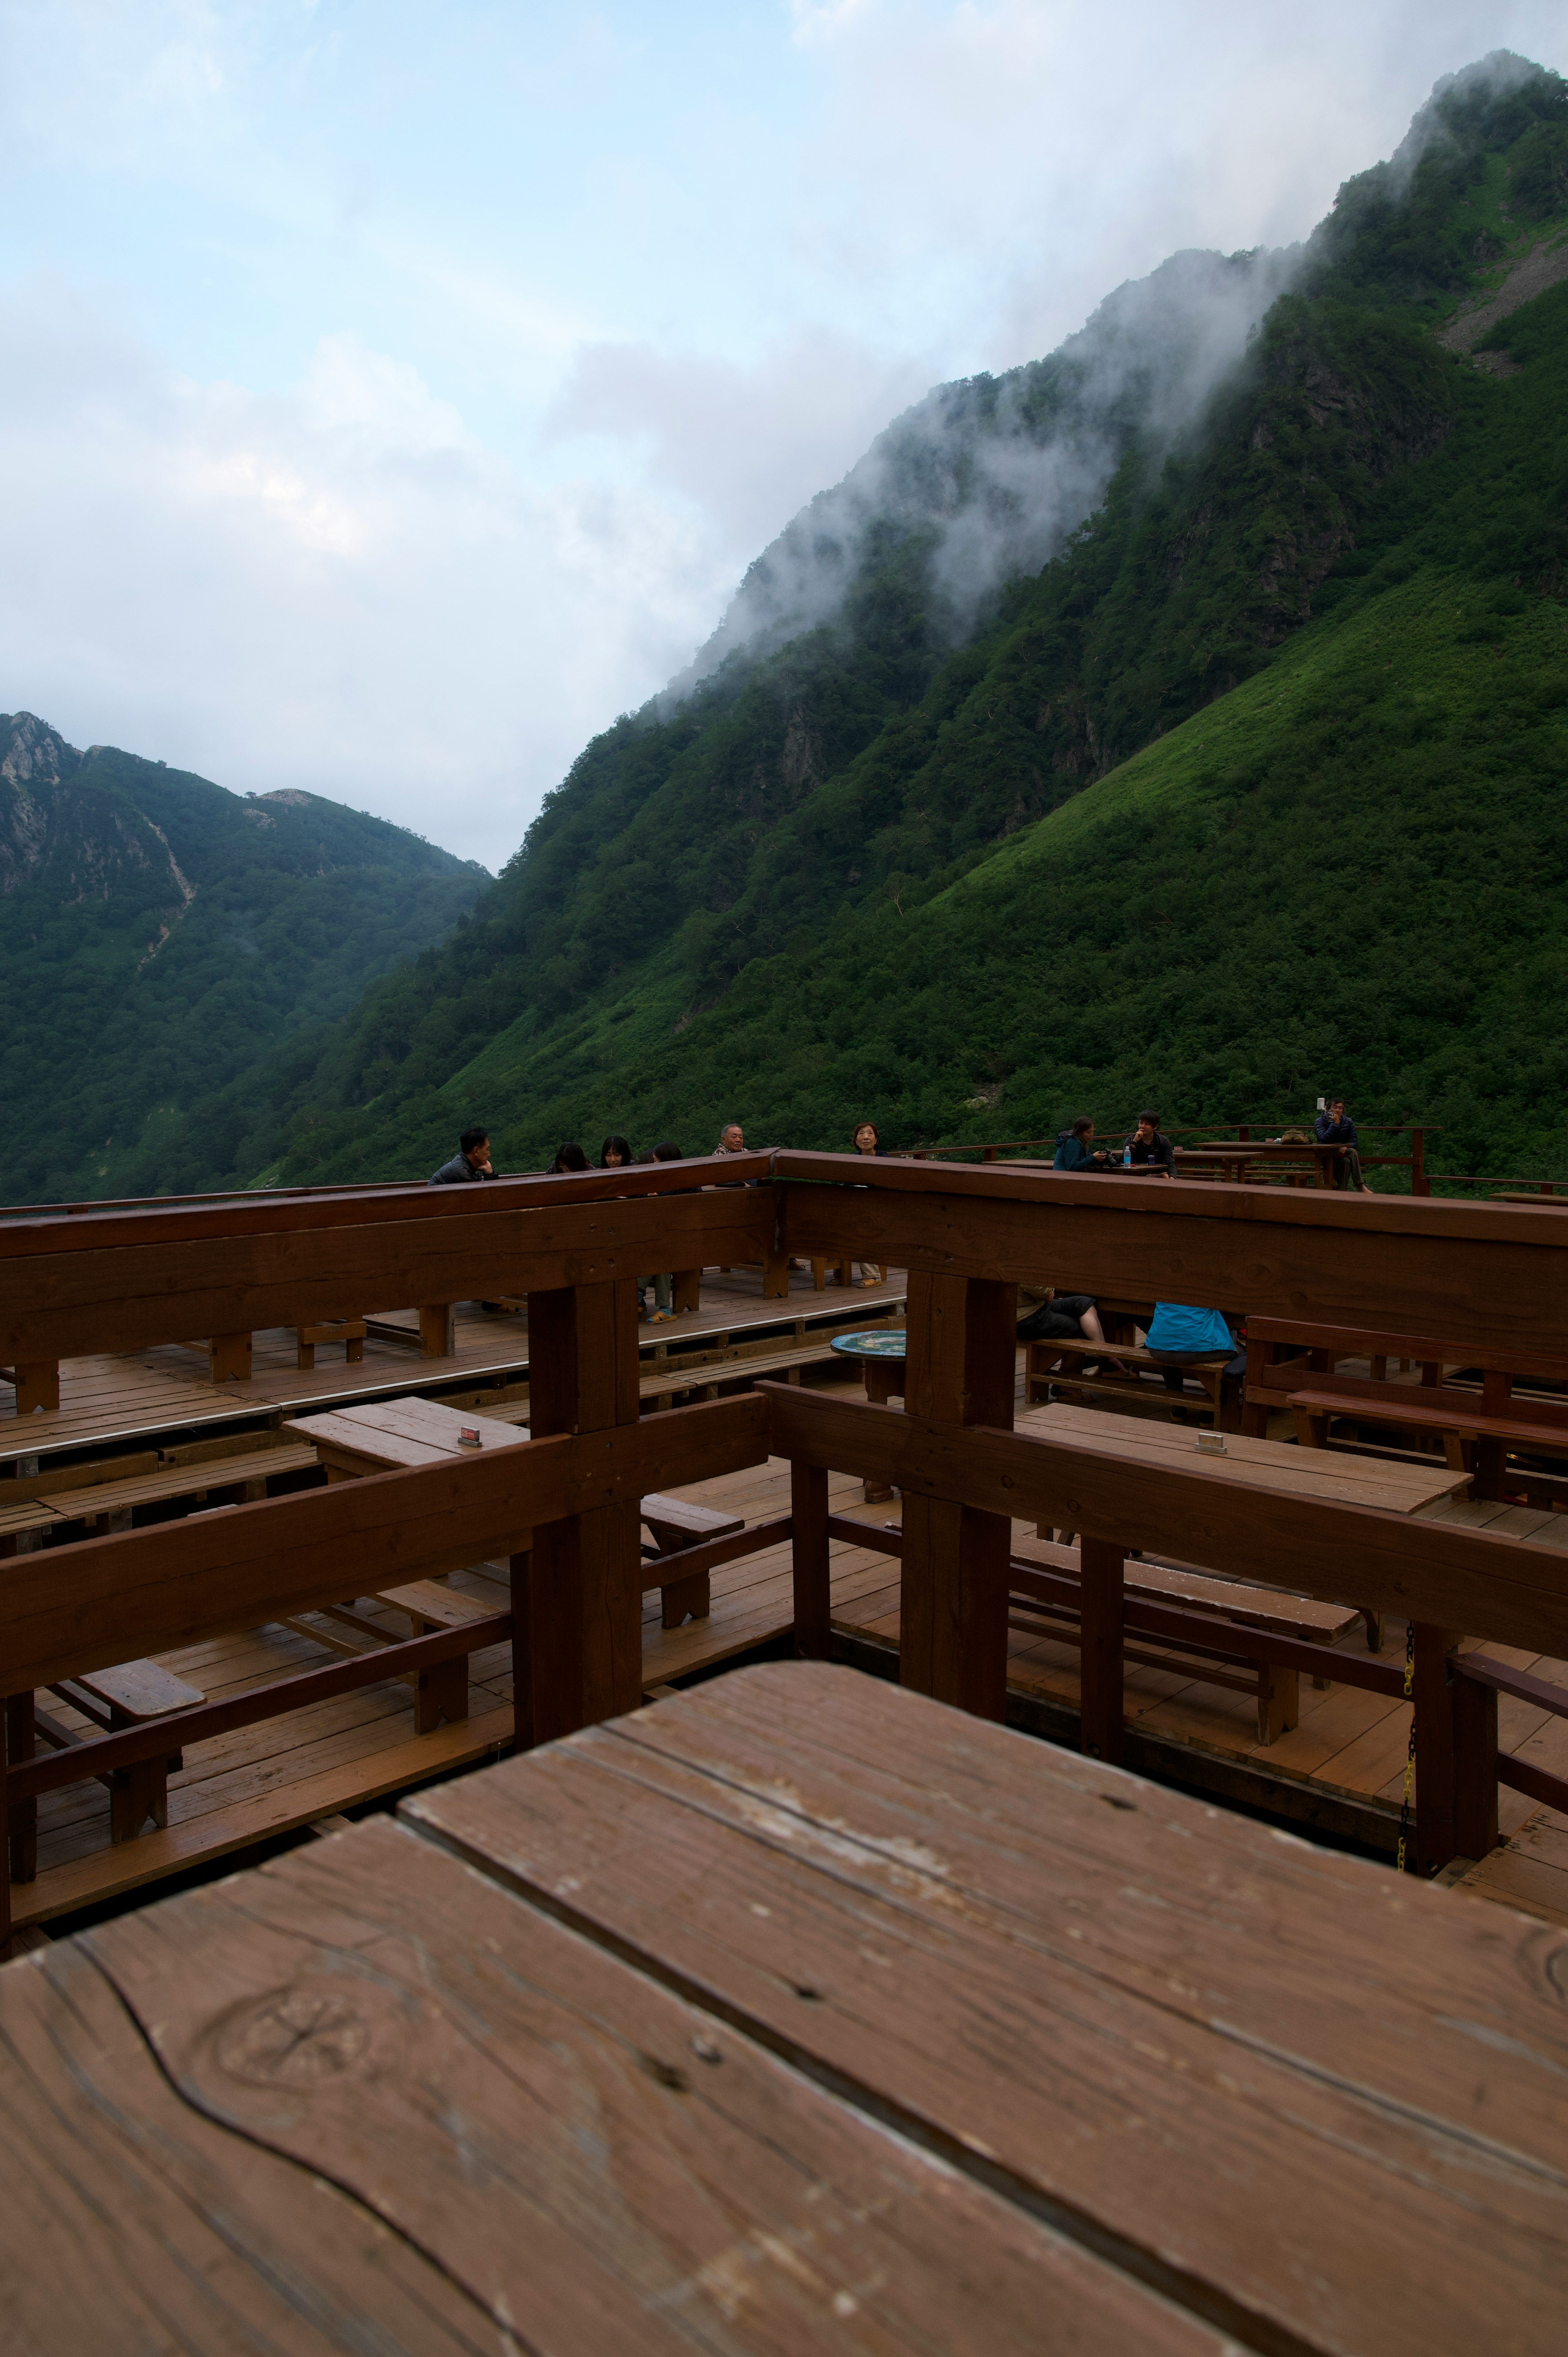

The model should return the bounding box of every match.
[0,1264,906,1467]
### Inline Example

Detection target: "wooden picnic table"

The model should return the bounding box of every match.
[1178,1139,1345,1186]
[288,1391,531,1477]
[6,1659,1565,2353]
[1022,1402,1468,1649]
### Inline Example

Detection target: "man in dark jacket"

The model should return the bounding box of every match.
[1313,1098,1365,1191]
[1125,1110,1176,1175]
[429,1128,495,1184]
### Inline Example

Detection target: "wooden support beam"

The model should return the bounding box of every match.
[1453,1669,1499,1864]
[1,1363,59,1416]
[1413,1622,1461,1877]
[1078,1537,1125,1764]
[207,1333,252,1383]
[518,1279,643,1746]
[791,1462,831,1660]
[898,1272,1015,1720]
[418,1305,456,1359]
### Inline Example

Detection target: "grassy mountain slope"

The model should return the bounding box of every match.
[123,54,1568,1189]
[0,724,487,1201]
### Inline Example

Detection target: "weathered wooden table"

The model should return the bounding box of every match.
[4,1660,1565,2352]
[289,1391,530,1478]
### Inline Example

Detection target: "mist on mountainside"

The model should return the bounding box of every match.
[667,243,1300,700]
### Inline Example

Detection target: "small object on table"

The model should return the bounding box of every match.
[831,1330,907,1501]
[457,1425,482,1449]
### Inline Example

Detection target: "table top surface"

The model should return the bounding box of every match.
[10,1659,1566,2355]
[289,1391,531,1468]
[830,1328,909,1360]
[1022,1400,1469,1512]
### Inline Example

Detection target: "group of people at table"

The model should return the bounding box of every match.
[1054,1103,1365,1189]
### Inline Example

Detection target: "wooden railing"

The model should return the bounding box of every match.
[892,1122,1440,1193]
[4,1152,1568,1937]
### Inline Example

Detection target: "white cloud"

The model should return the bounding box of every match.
[546,327,935,559]
[0,285,729,866]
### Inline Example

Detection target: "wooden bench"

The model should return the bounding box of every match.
[1010,1536,1360,1743]
[12,1658,207,1875]
[641,1493,743,1627]
[1243,1317,1568,1497]
[1026,1333,1238,1426]
[0,1436,321,1555]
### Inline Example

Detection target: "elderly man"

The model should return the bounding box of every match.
[715,1123,746,1155]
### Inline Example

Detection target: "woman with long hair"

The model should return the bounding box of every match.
[547,1142,590,1173]
[599,1135,632,1168]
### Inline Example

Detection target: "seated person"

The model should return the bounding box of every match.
[1125,1110,1175,1174]
[1145,1302,1238,1398]
[1053,1116,1112,1173]
[1314,1097,1365,1191]
[429,1127,494,1184]
[1017,1286,1125,1372]
[546,1142,590,1173]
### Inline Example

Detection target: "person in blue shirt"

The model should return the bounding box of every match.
[1145,1302,1240,1409]
[1053,1116,1113,1173]
[1314,1097,1365,1191]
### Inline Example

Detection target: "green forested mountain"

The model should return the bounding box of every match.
[56,53,1568,1195]
[0,718,486,1201]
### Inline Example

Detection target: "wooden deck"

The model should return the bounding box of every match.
[0,1263,906,1467]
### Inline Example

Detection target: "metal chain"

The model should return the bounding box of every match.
[1396,1617,1416,1873]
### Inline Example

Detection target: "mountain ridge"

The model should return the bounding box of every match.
[0,715,488,1200]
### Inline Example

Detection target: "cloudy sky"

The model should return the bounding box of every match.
[2,1,1563,867]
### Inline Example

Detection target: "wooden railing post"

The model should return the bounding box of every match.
[1079,1540,1126,1764]
[1410,1127,1429,1197]
[791,1462,831,1659]
[1413,1622,1461,1875]
[900,1271,1016,1720]
[1452,1666,1499,1862]
[515,1279,642,1748]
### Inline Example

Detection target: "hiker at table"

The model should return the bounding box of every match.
[1145,1302,1240,1404]
[715,1122,746,1156]
[1017,1287,1126,1373]
[546,1142,590,1173]
[1125,1110,1176,1175]
[1314,1097,1365,1191]
[429,1128,495,1184]
[599,1134,633,1169]
[851,1119,886,1284]
[637,1139,686,1322]
[1054,1117,1113,1173]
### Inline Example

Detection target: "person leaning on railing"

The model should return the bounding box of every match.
[429,1127,496,1184]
